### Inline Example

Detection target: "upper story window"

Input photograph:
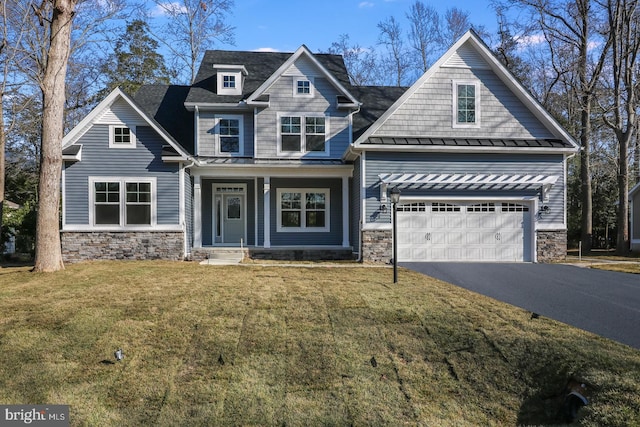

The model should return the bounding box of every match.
[109,125,136,149]
[215,64,247,95]
[453,80,480,128]
[216,115,244,155]
[91,177,155,227]
[223,75,236,89]
[278,114,328,156]
[294,77,314,97]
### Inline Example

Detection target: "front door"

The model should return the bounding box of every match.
[214,185,246,245]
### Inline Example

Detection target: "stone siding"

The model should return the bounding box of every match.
[362,230,392,263]
[62,231,184,263]
[536,230,567,263]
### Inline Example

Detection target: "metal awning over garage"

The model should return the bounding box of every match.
[379,173,558,195]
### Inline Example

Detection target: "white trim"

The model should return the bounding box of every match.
[108,125,137,149]
[348,144,579,155]
[276,112,330,158]
[264,177,271,248]
[212,183,247,245]
[217,71,243,96]
[342,176,349,247]
[193,176,202,247]
[293,77,314,98]
[276,188,330,233]
[254,177,259,246]
[378,173,559,190]
[88,176,157,228]
[62,225,183,232]
[211,114,245,156]
[452,80,481,129]
[190,164,353,178]
[62,166,67,226]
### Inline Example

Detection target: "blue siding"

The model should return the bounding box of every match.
[363,151,565,225]
[64,125,180,225]
[270,178,343,246]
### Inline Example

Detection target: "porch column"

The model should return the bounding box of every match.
[193,175,202,247]
[342,176,350,247]
[263,177,271,248]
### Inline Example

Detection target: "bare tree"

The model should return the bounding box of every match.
[601,0,640,253]
[506,0,612,253]
[443,7,472,46]
[406,1,440,72]
[377,16,411,87]
[0,0,31,254]
[150,0,235,84]
[326,34,381,86]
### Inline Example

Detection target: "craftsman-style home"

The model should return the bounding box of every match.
[61,30,579,263]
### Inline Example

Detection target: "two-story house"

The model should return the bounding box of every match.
[61,31,579,263]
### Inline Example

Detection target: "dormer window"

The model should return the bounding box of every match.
[294,77,314,97]
[223,75,236,89]
[215,64,248,96]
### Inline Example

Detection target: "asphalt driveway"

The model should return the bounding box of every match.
[402,262,640,349]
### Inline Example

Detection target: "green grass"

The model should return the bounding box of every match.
[1,261,640,426]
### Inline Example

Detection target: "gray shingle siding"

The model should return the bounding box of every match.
[64,125,180,226]
[375,68,555,139]
[363,152,565,225]
[255,76,350,159]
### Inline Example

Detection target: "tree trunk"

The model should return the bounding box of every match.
[580,100,593,253]
[33,0,76,272]
[0,92,5,249]
[617,131,630,254]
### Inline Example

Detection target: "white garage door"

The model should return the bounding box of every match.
[397,202,531,262]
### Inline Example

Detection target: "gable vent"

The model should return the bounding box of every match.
[443,42,491,70]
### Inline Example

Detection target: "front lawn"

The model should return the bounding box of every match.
[1,261,639,426]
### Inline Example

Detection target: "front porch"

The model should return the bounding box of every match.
[190,164,353,259]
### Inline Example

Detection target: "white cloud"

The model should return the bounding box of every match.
[253,47,280,52]
[150,2,188,17]
[515,33,546,47]
[359,2,374,8]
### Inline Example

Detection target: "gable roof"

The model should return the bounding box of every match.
[245,45,359,106]
[185,46,357,107]
[353,30,580,153]
[63,87,191,160]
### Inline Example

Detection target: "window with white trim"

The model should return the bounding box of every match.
[277,188,330,232]
[453,80,480,128]
[91,177,155,227]
[109,125,136,148]
[217,70,243,95]
[294,77,314,97]
[217,115,243,154]
[279,115,328,155]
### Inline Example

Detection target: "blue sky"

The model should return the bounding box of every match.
[224,0,502,53]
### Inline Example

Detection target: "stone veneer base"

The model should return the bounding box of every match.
[361,229,567,263]
[62,231,184,263]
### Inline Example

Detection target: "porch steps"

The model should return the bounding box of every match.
[197,248,245,265]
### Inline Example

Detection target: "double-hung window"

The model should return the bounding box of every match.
[219,117,241,153]
[453,80,480,128]
[277,189,329,232]
[279,115,327,155]
[91,177,155,227]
